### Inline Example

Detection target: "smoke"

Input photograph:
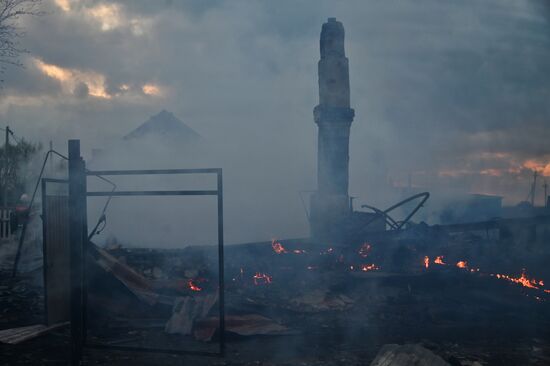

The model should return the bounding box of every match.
[2,0,550,245]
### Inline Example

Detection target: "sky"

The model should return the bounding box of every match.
[2,0,550,245]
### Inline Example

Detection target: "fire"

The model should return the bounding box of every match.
[360,264,380,272]
[188,279,203,292]
[271,239,306,254]
[271,239,287,254]
[434,256,446,265]
[495,271,544,290]
[359,243,372,258]
[253,272,273,286]
[424,256,430,269]
[456,261,468,269]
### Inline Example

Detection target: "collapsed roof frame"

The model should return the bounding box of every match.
[67,140,225,365]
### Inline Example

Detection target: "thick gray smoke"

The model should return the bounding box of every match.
[2,0,550,246]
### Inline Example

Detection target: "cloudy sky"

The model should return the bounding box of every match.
[2,0,550,243]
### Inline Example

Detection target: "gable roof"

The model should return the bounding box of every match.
[124,110,201,144]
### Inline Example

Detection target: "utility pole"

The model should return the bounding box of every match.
[49,140,53,175]
[543,180,548,208]
[2,126,10,207]
[530,170,538,207]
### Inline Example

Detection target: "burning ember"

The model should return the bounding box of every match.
[358,243,371,258]
[271,239,287,254]
[271,239,306,255]
[188,279,203,292]
[456,261,468,269]
[360,264,380,272]
[434,256,446,265]
[424,256,430,269]
[253,272,273,286]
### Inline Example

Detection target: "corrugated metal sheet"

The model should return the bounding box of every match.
[43,195,70,325]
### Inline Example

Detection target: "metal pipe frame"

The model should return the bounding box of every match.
[68,147,225,363]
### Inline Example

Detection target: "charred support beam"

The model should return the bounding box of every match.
[68,140,86,366]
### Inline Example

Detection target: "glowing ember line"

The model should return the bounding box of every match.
[495,271,543,290]
[434,256,446,265]
[456,261,468,269]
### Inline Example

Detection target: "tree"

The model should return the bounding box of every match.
[0,137,41,206]
[0,0,42,80]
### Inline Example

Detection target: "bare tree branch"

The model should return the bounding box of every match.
[0,0,42,78]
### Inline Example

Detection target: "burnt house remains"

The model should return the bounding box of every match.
[1,17,550,366]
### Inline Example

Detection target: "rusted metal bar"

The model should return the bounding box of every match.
[86,168,221,176]
[86,190,217,197]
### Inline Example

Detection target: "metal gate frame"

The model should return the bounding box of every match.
[68,140,225,365]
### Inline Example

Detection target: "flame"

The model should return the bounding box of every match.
[361,264,380,272]
[271,239,287,254]
[253,272,272,286]
[359,243,372,258]
[495,271,544,290]
[188,279,203,292]
[424,256,430,269]
[434,256,446,265]
[456,261,468,269]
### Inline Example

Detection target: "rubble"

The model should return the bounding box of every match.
[193,314,292,342]
[370,344,450,366]
[289,288,354,312]
[164,292,218,335]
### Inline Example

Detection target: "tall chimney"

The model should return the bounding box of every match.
[310,18,355,242]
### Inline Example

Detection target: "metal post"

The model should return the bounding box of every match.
[68,140,85,366]
[41,179,49,325]
[217,170,225,356]
[81,159,88,345]
[3,126,9,207]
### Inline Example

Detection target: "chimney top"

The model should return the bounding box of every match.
[320,17,345,58]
